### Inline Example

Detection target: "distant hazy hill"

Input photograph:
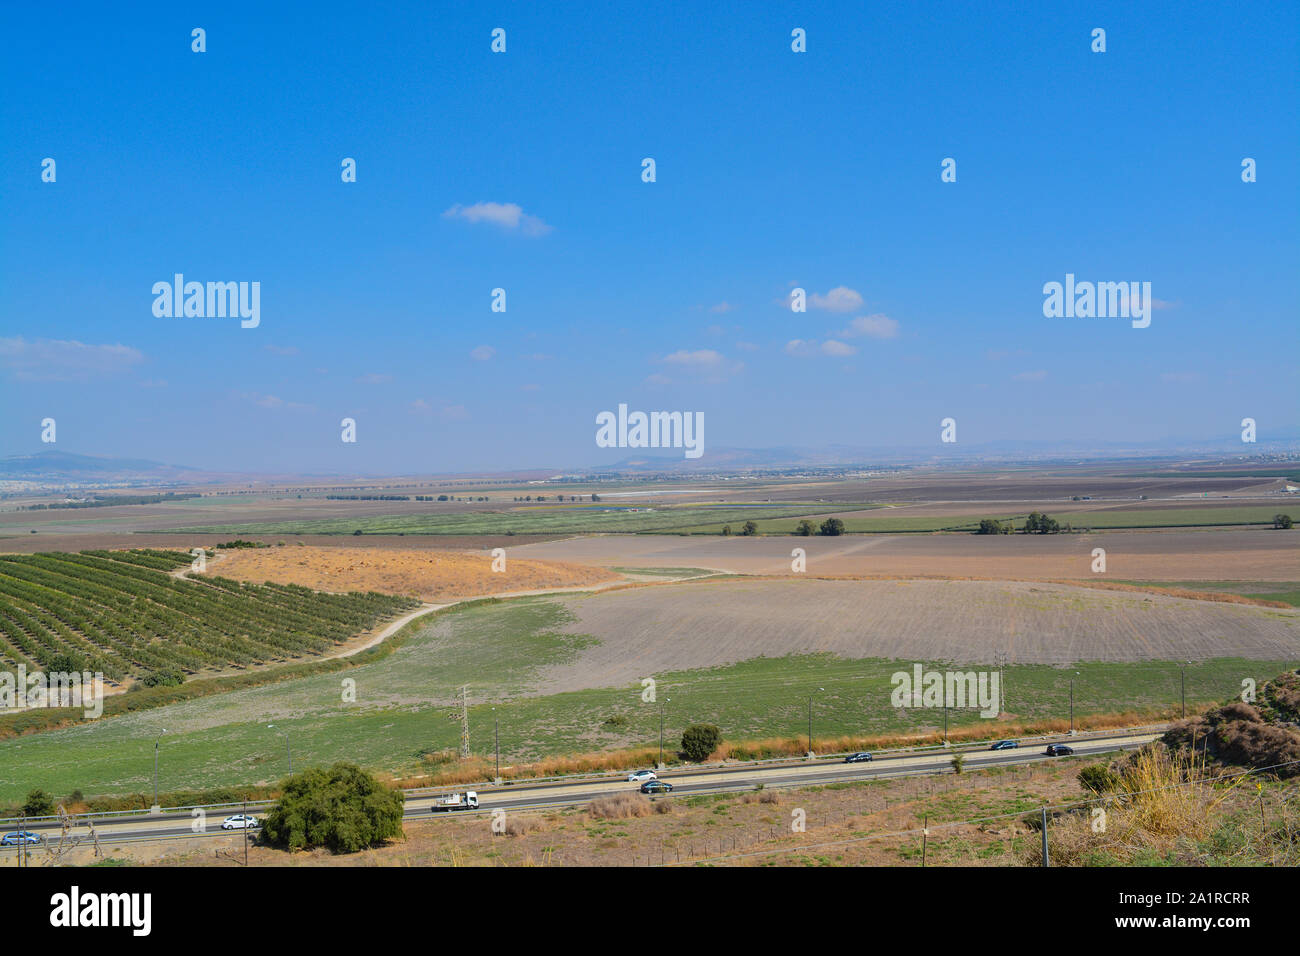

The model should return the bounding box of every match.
[0,450,202,482]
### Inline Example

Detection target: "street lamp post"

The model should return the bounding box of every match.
[152,729,166,811]
[268,724,291,773]
[658,698,671,769]
[1069,674,1077,735]
[807,687,824,758]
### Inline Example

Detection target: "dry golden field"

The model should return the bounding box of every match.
[206,545,620,601]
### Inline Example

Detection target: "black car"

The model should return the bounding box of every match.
[844,752,873,763]
[1045,744,1075,756]
[989,740,1018,751]
[640,780,674,794]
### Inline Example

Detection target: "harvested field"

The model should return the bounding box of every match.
[531,579,1300,690]
[512,529,1300,583]
[205,546,620,601]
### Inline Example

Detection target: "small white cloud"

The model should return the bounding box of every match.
[809,286,864,312]
[0,337,144,382]
[237,391,314,412]
[735,341,759,352]
[264,344,299,356]
[820,339,857,357]
[654,348,743,384]
[709,301,736,314]
[785,339,857,358]
[443,202,552,237]
[470,345,496,361]
[839,314,899,339]
[1013,370,1048,382]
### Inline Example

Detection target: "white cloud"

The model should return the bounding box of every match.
[1013,370,1048,382]
[709,301,736,314]
[653,348,743,383]
[808,286,864,312]
[0,337,144,382]
[264,344,299,356]
[785,339,858,358]
[442,202,552,237]
[470,345,496,361]
[236,391,314,412]
[839,314,900,339]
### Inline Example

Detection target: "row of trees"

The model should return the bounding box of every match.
[721,517,846,536]
[976,512,1063,534]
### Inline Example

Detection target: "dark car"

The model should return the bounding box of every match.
[1,831,42,847]
[1045,744,1075,756]
[844,752,873,763]
[989,740,1018,751]
[640,780,674,794]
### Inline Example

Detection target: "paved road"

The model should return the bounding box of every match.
[0,731,1158,849]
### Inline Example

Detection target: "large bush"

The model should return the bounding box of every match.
[679,723,722,762]
[261,763,405,853]
[1162,672,1300,779]
[22,789,56,817]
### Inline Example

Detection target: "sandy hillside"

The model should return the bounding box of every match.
[207,546,620,600]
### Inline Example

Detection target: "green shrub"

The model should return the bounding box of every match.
[261,763,404,853]
[680,723,722,762]
[818,517,845,536]
[1078,764,1121,794]
[22,789,56,817]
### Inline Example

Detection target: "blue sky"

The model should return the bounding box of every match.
[2,1,1296,474]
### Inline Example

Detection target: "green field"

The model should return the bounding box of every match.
[1,593,1290,803]
[161,502,875,536]
[676,505,1294,535]
[1114,581,1300,608]
[0,550,417,681]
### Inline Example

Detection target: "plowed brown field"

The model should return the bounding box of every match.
[207,546,619,600]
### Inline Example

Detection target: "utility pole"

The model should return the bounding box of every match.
[493,707,500,784]
[943,706,949,746]
[459,685,470,759]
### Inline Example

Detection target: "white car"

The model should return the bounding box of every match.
[221,814,260,830]
[627,770,657,783]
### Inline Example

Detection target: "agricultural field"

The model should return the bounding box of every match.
[0,549,418,683]
[511,528,1300,583]
[2,578,1297,801]
[673,505,1295,535]
[162,502,873,536]
[207,546,621,602]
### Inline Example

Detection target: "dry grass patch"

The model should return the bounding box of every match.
[589,793,655,819]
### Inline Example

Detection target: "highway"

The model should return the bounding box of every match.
[1,729,1159,849]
